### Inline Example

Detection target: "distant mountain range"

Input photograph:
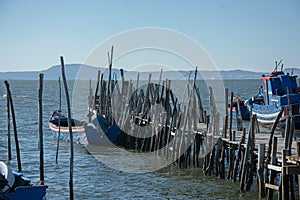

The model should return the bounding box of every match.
[0,64,299,80]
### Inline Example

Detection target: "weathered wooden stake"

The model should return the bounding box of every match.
[229,92,234,140]
[4,80,21,172]
[236,98,243,131]
[94,70,101,109]
[233,128,246,182]
[6,89,11,160]
[223,88,228,138]
[88,79,93,122]
[60,56,74,200]
[281,149,289,200]
[258,143,266,198]
[55,77,62,164]
[265,107,285,182]
[297,141,300,199]
[106,46,114,120]
[38,73,44,185]
[267,136,278,200]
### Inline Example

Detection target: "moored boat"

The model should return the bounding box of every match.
[0,161,47,200]
[49,110,87,143]
[228,96,250,120]
[246,62,300,129]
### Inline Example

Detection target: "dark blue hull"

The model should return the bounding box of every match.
[92,114,120,143]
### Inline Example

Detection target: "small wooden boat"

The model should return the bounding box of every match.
[49,110,87,143]
[246,62,300,129]
[227,96,250,120]
[0,161,47,200]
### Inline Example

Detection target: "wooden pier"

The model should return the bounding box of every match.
[202,117,300,200]
[88,57,300,199]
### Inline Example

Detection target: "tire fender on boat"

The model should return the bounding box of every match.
[0,161,15,193]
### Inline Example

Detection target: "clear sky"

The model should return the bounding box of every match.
[0,0,299,72]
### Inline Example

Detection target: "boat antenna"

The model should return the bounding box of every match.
[291,68,294,76]
[274,60,283,72]
[280,63,284,71]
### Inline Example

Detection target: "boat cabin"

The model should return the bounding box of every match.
[259,71,300,106]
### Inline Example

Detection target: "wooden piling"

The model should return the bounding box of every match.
[288,117,295,154]
[229,92,234,140]
[55,77,62,164]
[60,56,74,200]
[4,80,22,172]
[240,116,255,192]
[223,88,228,138]
[265,107,285,182]
[106,46,114,122]
[236,98,243,131]
[281,149,289,200]
[233,128,246,182]
[88,79,93,122]
[245,115,256,192]
[267,136,278,200]
[94,70,101,110]
[297,142,300,198]
[38,73,44,185]
[258,143,266,198]
[219,140,226,179]
[284,117,291,149]
[6,87,11,161]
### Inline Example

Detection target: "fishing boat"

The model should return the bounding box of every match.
[245,62,300,129]
[0,161,47,200]
[228,96,250,120]
[49,110,87,143]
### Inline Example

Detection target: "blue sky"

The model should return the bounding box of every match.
[0,0,299,72]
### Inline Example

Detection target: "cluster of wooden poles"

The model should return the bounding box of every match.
[89,63,209,164]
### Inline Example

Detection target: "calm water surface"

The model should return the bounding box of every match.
[0,79,281,199]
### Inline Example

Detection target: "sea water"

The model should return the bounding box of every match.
[0,79,293,199]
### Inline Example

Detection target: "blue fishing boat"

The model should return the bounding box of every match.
[246,62,300,129]
[228,97,250,120]
[85,108,121,146]
[49,110,87,143]
[0,161,47,200]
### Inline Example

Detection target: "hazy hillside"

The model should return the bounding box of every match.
[0,64,298,80]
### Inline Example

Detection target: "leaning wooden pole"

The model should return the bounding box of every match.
[6,89,11,160]
[60,56,74,200]
[265,106,285,181]
[4,80,22,172]
[38,73,44,185]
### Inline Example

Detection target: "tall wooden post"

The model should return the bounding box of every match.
[106,46,114,121]
[6,89,11,160]
[281,149,289,200]
[55,77,62,164]
[229,92,234,140]
[258,144,266,198]
[223,88,228,138]
[94,70,101,109]
[60,56,74,200]
[4,80,21,172]
[38,73,44,185]
[88,79,92,122]
[297,142,300,199]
